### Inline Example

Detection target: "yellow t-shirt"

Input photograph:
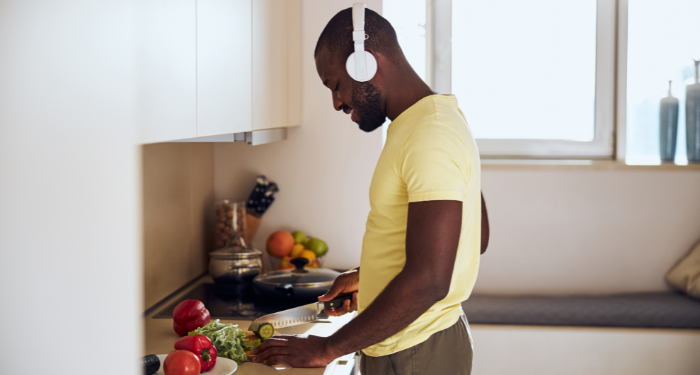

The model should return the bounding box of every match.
[358,94,481,356]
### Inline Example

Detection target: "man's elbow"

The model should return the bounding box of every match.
[420,278,451,303]
[433,285,450,302]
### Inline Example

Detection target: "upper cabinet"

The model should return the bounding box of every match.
[138,0,197,143]
[197,0,252,137]
[252,0,302,131]
[138,0,302,144]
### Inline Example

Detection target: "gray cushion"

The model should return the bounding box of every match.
[462,292,700,329]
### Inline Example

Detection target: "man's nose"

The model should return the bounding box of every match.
[333,94,344,112]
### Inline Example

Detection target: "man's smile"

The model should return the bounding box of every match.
[343,105,358,122]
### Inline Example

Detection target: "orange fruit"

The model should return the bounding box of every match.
[267,231,294,258]
[299,250,316,260]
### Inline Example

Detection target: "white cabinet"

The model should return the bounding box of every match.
[252,0,302,131]
[138,0,301,144]
[138,0,197,144]
[197,0,252,137]
[199,0,302,136]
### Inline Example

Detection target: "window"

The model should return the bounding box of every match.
[624,0,700,164]
[385,0,698,163]
[386,0,615,159]
[443,0,616,158]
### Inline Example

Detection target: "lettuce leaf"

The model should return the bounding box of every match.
[189,319,248,364]
[243,339,261,351]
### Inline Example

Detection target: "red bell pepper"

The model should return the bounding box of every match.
[173,299,211,336]
[174,334,218,372]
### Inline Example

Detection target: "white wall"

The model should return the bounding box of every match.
[214,0,384,270]
[477,169,700,295]
[0,1,142,375]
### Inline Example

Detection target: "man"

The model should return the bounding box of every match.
[251,5,489,374]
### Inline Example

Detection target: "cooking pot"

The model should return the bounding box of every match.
[209,240,263,284]
[253,258,340,299]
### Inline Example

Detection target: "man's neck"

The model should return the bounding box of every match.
[384,66,435,121]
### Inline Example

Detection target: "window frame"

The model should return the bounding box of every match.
[428,0,619,159]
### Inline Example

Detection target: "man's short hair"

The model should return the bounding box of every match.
[314,7,402,64]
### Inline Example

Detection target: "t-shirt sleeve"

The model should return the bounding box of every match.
[400,122,470,203]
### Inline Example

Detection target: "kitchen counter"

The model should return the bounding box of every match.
[144,276,356,375]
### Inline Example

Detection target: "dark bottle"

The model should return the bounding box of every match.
[686,59,700,162]
[659,80,679,162]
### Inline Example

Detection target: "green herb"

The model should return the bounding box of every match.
[189,319,248,364]
[243,339,261,351]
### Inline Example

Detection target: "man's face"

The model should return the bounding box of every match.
[315,49,386,132]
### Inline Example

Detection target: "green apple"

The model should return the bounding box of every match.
[291,230,307,244]
[306,237,328,258]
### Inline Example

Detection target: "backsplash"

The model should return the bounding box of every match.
[142,143,215,309]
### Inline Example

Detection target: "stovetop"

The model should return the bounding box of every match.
[153,283,320,321]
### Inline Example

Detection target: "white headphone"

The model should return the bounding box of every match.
[346,3,378,82]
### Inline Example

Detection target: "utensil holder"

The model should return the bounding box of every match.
[245,212,262,244]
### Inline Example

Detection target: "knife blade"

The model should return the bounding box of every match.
[248,295,352,332]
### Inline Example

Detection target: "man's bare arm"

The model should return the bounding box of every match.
[321,200,463,357]
[481,192,490,254]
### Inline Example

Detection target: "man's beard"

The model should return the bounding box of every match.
[351,81,386,133]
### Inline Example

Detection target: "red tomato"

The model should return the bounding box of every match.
[163,350,201,375]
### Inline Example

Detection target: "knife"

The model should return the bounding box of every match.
[248,295,353,333]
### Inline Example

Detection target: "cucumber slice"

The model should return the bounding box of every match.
[255,323,274,340]
[143,354,160,375]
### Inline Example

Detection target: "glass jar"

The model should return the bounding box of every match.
[214,199,246,249]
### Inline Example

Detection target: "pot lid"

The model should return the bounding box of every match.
[210,245,262,260]
[254,259,340,288]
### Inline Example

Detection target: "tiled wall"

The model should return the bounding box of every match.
[142,143,214,309]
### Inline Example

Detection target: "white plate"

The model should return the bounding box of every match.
[155,354,237,375]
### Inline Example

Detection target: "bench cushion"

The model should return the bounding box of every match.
[462,292,700,329]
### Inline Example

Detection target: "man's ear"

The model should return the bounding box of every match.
[364,47,382,78]
[365,48,377,59]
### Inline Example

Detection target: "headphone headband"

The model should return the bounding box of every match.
[352,3,366,37]
[347,3,377,82]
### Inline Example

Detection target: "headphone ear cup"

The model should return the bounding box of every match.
[346,52,358,81]
[363,52,377,81]
[346,51,378,82]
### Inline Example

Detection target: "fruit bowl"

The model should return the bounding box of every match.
[265,230,329,271]
[267,254,326,271]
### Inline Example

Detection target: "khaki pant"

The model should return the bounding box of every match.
[361,314,473,375]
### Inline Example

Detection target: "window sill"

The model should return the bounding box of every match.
[481,158,700,170]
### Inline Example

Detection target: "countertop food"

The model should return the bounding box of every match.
[144,276,355,375]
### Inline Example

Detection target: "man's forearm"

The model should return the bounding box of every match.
[324,269,445,358]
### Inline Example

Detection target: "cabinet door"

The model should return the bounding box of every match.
[287,0,303,127]
[252,0,302,131]
[252,0,288,131]
[197,0,252,137]
[138,0,197,144]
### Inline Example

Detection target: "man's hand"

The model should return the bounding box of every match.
[317,268,359,317]
[250,334,337,368]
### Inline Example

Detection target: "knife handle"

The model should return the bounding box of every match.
[323,294,353,310]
